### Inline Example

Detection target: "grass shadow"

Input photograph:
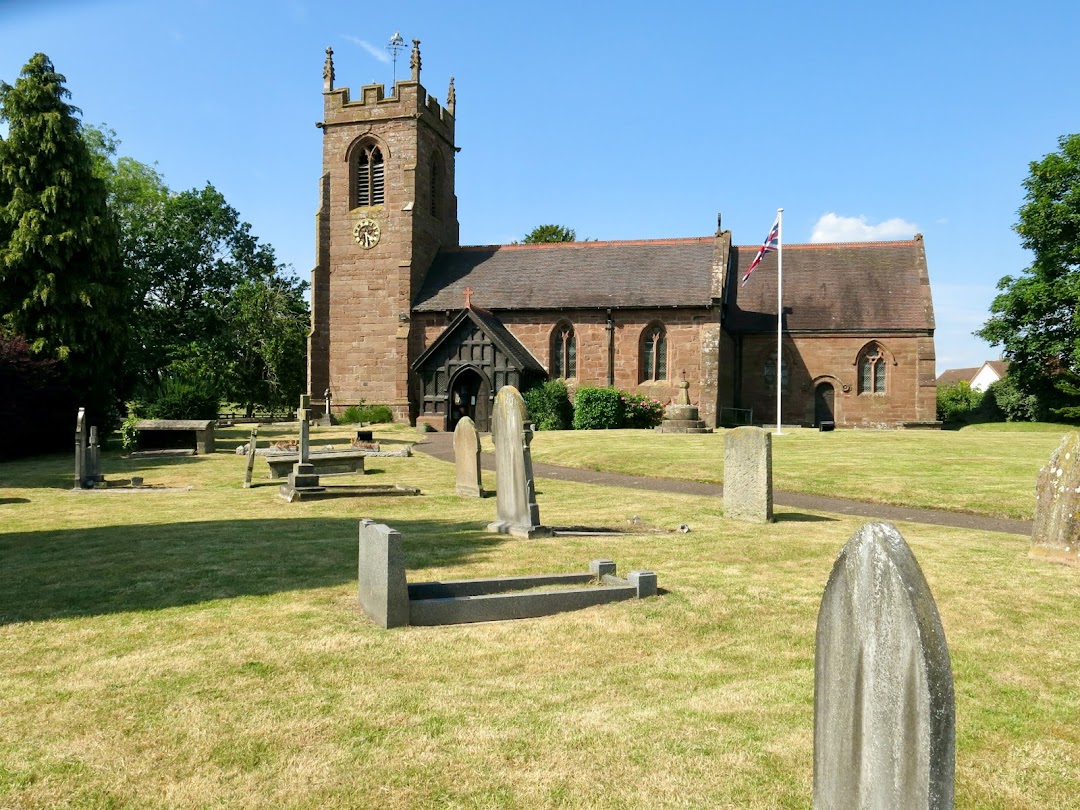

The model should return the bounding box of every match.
[0,517,508,625]
[775,513,839,523]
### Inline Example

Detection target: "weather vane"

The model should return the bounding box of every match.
[387,32,405,86]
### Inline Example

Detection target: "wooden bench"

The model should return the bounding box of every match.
[134,419,216,455]
[263,450,366,479]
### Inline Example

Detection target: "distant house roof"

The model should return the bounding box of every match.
[936,367,981,386]
[413,236,934,335]
[724,239,934,333]
[936,360,1011,388]
[413,238,715,311]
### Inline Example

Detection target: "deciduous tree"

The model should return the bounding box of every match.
[522,224,576,244]
[978,133,1080,415]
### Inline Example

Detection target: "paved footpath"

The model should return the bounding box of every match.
[414,431,1030,537]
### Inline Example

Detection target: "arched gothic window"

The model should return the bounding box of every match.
[551,322,576,378]
[858,343,887,394]
[430,155,442,218]
[355,143,385,207]
[641,324,668,381]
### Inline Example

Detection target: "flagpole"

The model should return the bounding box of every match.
[775,207,784,436]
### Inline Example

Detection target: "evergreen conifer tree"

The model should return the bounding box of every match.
[0,53,127,421]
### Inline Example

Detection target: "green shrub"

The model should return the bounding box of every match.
[623,392,665,429]
[143,376,220,420]
[984,376,1045,422]
[572,387,626,430]
[358,404,394,424]
[338,403,394,424]
[523,379,573,430]
[936,381,983,423]
[339,405,364,424]
[119,414,140,451]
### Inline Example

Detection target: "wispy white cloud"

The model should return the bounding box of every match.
[344,35,391,64]
[809,213,918,243]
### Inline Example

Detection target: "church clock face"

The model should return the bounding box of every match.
[353,218,381,249]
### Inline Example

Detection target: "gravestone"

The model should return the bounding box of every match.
[723,426,773,522]
[242,425,259,488]
[74,408,88,489]
[358,519,410,629]
[279,395,325,501]
[319,388,333,427]
[814,521,954,809]
[453,416,484,497]
[87,426,102,483]
[487,386,550,538]
[1031,431,1080,567]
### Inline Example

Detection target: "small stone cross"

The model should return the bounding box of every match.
[464,287,474,308]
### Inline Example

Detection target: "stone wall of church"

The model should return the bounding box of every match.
[411,307,723,427]
[314,79,456,421]
[737,332,938,427]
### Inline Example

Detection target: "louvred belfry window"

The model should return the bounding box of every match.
[356,145,384,207]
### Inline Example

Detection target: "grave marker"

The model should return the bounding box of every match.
[453,415,484,497]
[723,426,773,522]
[814,521,954,809]
[1031,431,1080,567]
[487,386,550,538]
[74,408,87,489]
[243,425,259,488]
[279,395,325,501]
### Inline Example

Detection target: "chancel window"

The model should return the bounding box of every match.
[551,323,576,378]
[858,345,887,394]
[641,324,668,381]
[356,144,385,207]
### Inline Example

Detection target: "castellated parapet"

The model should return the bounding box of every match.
[309,42,459,423]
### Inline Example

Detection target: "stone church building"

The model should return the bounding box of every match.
[308,43,939,432]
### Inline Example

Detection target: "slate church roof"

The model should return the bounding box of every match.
[725,238,933,333]
[413,235,933,334]
[413,238,716,310]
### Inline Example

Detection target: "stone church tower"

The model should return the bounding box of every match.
[308,41,458,420]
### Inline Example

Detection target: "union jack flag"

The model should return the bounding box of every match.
[741,215,780,286]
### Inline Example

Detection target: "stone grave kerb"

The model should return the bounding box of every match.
[814,521,955,809]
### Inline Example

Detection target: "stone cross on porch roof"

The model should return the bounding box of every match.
[464,287,474,308]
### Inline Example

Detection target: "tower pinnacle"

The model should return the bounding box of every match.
[410,39,421,82]
[323,46,335,92]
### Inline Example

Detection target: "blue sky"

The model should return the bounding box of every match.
[2,0,1078,373]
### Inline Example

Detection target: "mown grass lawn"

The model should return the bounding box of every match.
[1,422,1078,808]
[514,423,1074,520]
